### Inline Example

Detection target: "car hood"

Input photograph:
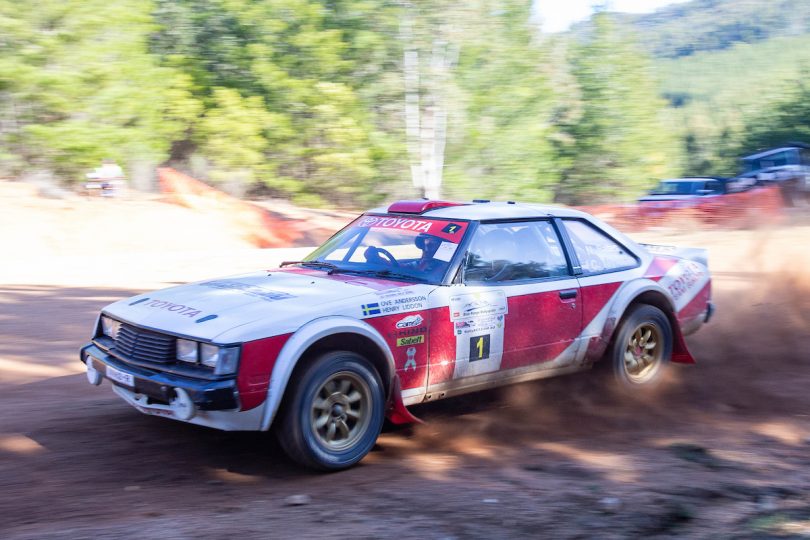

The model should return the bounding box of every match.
[102,269,416,342]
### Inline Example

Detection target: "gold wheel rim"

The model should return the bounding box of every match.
[624,322,663,383]
[310,371,371,451]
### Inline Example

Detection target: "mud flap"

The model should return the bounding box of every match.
[386,376,423,425]
[671,321,696,364]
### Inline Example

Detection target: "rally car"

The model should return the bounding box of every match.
[80,200,714,470]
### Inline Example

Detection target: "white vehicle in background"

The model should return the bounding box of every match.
[85,161,126,197]
[735,144,810,206]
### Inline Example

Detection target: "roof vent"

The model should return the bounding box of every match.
[387,200,467,214]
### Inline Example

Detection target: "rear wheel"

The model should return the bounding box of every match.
[610,304,673,388]
[277,351,385,471]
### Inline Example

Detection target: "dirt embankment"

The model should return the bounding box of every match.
[2,183,810,539]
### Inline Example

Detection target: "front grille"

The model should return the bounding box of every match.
[113,323,176,363]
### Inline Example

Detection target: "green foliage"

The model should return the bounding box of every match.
[556,14,680,204]
[9,0,806,208]
[740,72,810,153]
[150,0,404,207]
[655,34,810,176]
[0,0,199,178]
[443,0,560,203]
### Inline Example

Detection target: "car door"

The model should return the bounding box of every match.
[426,220,583,388]
[559,218,641,362]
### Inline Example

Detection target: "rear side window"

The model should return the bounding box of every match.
[563,220,637,274]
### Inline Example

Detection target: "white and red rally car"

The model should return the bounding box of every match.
[80,200,713,469]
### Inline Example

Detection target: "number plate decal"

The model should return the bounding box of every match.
[106,365,135,387]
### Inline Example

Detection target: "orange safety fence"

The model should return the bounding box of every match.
[576,186,786,231]
[159,167,788,246]
[157,167,303,248]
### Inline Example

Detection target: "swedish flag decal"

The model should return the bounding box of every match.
[361,303,381,316]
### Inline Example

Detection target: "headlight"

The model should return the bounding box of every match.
[101,316,121,339]
[176,339,198,363]
[200,344,240,375]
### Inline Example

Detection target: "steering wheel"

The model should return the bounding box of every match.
[365,246,400,267]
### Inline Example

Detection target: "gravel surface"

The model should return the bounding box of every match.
[2,183,810,539]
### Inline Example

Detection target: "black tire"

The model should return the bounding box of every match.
[609,304,673,389]
[277,351,385,471]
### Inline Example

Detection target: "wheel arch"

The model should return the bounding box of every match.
[602,281,695,365]
[259,316,396,431]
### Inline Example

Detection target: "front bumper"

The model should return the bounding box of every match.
[80,343,239,412]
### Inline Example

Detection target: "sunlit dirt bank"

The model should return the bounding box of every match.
[2,185,810,538]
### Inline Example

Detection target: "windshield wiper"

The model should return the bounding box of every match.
[279,260,340,274]
[357,269,426,283]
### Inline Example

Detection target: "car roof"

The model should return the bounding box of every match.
[367,199,645,256]
[660,177,726,183]
[368,201,593,221]
[742,147,798,161]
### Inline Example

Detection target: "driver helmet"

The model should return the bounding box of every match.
[414,233,442,257]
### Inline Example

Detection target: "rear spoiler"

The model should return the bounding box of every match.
[640,243,709,267]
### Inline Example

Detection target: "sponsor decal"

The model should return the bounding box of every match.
[450,290,508,321]
[358,216,468,242]
[396,314,424,329]
[404,347,417,371]
[397,335,424,347]
[359,216,433,233]
[141,299,202,318]
[387,325,427,339]
[200,280,294,302]
[451,290,508,379]
[666,261,706,302]
[136,405,174,418]
[441,223,462,235]
[362,303,381,316]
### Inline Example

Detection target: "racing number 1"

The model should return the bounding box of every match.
[469,334,490,361]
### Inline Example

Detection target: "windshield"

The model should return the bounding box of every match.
[300,214,470,284]
[650,181,701,195]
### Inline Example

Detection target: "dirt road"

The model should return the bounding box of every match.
[2,186,810,538]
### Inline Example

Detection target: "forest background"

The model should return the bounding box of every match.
[2,0,810,208]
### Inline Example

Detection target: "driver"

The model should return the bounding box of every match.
[412,233,443,272]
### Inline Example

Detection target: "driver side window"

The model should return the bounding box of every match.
[463,221,569,283]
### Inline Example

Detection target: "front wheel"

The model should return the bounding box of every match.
[277,351,385,471]
[609,304,673,388]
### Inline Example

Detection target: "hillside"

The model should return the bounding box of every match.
[615,0,810,58]
[656,33,810,110]
[567,0,810,176]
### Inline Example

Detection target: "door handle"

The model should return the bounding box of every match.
[559,289,578,300]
